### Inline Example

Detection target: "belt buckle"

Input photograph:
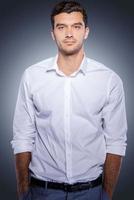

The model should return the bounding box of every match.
[71,184,79,192]
[87,181,92,188]
[65,183,80,192]
[63,183,77,192]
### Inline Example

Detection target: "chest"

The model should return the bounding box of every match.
[31,74,108,116]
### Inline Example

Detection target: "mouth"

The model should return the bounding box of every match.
[63,40,76,45]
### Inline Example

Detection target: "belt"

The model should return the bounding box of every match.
[30,175,102,192]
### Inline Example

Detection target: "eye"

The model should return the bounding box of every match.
[74,25,81,29]
[58,26,64,30]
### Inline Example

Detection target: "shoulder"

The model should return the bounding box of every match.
[25,56,54,74]
[20,56,54,85]
[86,57,112,73]
[86,57,122,82]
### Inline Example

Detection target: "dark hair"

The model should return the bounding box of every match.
[51,1,88,29]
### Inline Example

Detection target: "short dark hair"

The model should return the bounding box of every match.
[51,1,88,29]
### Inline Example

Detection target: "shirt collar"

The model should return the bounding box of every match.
[45,54,88,76]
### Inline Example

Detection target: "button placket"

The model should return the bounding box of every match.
[64,77,72,181]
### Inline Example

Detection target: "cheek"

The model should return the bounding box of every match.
[74,31,86,39]
[55,33,65,41]
[77,34,86,42]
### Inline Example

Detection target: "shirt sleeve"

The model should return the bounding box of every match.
[11,70,36,154]
[102,72,127,156]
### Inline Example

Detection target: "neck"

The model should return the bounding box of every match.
[57,49,85,75]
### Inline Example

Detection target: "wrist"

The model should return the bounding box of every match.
[103,184,113,200]
[17,182,30,196]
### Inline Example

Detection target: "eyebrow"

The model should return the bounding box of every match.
[73,22,84,26]
[55,22,84,28]
[56,23,66,27]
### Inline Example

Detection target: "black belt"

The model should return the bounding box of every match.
[30,175,102,192]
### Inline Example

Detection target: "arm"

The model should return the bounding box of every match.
[15,152,31,197]
[103,153,123,200]
[11,71,35,195]
[102,73,127,199]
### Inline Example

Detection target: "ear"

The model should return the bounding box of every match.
[51,31,55,41]
[84,27,90,40]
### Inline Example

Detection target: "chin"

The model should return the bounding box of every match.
[60,48,81,56]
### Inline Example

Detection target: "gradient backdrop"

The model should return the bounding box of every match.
[0,0,134,199]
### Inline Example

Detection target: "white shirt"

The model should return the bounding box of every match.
[11,55,127,184]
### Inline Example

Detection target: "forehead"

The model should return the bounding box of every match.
[54,12,84,25]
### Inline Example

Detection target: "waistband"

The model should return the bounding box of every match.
[30,175,102,192]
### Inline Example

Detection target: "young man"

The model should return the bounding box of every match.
[11,1,127,200]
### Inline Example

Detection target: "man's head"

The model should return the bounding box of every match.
[51,1,88,29]
[51,1,89,56]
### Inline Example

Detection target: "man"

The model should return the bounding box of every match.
[11,1,127,200]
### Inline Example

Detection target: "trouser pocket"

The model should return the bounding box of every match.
[19,188,31,200]
[101,189,110,200]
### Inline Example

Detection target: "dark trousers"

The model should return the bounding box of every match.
[20,185,110,200]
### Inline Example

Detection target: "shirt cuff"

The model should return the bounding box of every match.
[11,140,34,154]
[106,145,127,156]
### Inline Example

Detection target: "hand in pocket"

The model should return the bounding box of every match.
[102,189,111,200]
[19,188,31,200]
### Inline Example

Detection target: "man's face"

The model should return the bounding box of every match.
[51,12,89,56]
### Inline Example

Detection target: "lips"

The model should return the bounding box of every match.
[63,40,76,43]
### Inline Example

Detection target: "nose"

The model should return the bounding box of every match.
[65,27,73,38]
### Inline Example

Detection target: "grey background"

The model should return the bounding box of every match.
[0,0,134,199]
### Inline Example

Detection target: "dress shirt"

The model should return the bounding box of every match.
[11,55,127,184]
